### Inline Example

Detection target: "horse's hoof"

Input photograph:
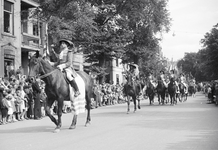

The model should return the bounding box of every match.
[85,121,91,127]
[53,128,60,133]
[69,125,76,129]
[138,106,141,109]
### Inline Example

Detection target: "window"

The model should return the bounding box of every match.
[33,21,39,36]
[116,58,119,67]
[4,0,14,34]
[116,74,119,84]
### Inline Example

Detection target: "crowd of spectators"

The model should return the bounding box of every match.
[203,80,218,104]
[0,69,130,125]
[0,69,47,125]
[92,82,126,108]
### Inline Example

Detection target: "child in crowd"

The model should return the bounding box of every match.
[6,94,13,123]
[14,88,25,121]
[1,93,9,124]
[40,85,47,117]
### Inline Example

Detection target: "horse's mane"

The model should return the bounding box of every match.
[40,57,56,71]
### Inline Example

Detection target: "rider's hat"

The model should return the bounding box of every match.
[59,38,74,47]
[149,71,153,75]
[160,70,164,74]
[170,69,175,74]
[129,63,138,68]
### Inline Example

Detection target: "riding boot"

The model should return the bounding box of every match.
[69,80,80,97]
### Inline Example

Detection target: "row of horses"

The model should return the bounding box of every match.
[123,76,198,114]
[146,80,188,106]
[28,53,197,132]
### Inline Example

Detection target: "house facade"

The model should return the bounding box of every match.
[0,0,84,78]
[0,0,44,77]
[106,58,125,85]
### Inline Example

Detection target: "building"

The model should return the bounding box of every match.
[0,0,84,78]
[0,0,123,83]
[106,58,125,85]
[0,0,45,77]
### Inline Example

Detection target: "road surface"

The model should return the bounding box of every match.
[0,92,218,150]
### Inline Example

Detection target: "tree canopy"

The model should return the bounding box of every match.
[177,23,218,82]
[34,0,171,82]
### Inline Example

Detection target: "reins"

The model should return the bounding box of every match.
[39,69,57,79]
[38,58,57,79]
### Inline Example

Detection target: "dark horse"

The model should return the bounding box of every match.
[146,81,156,105]
[29,55,94,132]
[167,79,177,105]
[123,75,143,113]
[156,80,166,105]
[178,83,187,102]
[188,83,196,97]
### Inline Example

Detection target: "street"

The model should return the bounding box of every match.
[0,92,218,150]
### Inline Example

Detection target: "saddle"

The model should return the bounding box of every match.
[64,67,77,78]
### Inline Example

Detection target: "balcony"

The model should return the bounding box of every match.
[21,0,41,52]
[21,32,41,51]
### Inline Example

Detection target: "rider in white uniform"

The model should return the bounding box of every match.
[180,73,188,93]
[169,70,179,92]
[148,72,156,88]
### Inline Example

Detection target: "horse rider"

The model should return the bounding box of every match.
[169,69,179,91]
[148,72,156,88]
[159,70,167,88]
[129,63,139,80]
[50,38,80,97]
[179,73,188,93]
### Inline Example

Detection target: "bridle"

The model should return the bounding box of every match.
[30,57,57,79]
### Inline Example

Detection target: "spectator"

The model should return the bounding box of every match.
[93,83,101,108]
[6,89,17,122]
[1,93,9,124]
[39,86,47,117]
[24,85,34,119]
[17,83,27,120]
[0,84,5,124]
[6,94,13,123]
[31,77,42,120]
[14,88,25,121]
[207,85,212,103]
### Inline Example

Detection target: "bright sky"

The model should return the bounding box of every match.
[161,0,218,61]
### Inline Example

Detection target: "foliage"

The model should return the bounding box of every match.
[198,23,218,80]
[177,23,218,82]
[34,0,171,83]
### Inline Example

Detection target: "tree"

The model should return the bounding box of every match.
[198,23,218,80]
[34,0,171,83]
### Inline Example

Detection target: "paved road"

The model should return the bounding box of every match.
[0,92,218,150]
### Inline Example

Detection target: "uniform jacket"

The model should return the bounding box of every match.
[54,47,77,77]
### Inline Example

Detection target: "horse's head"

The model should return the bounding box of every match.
[28,52,42,80]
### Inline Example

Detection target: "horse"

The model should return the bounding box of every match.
[178,83,188,102]
[145,81,156,105]
[156,80,166,105]
[28,54,94,132]
[123,75,144,113]
[188,83,196,97]
[167,79,177,105]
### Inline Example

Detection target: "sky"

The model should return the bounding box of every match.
[161,0,218,61]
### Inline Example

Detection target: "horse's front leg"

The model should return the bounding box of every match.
[126,96,130,114]
[133,96,137,113]
[69,114,77,129]
[137,98,141,109]
[45,100,58,127]
[54,100,63,132]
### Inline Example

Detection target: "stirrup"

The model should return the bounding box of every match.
[74,91,80,97]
